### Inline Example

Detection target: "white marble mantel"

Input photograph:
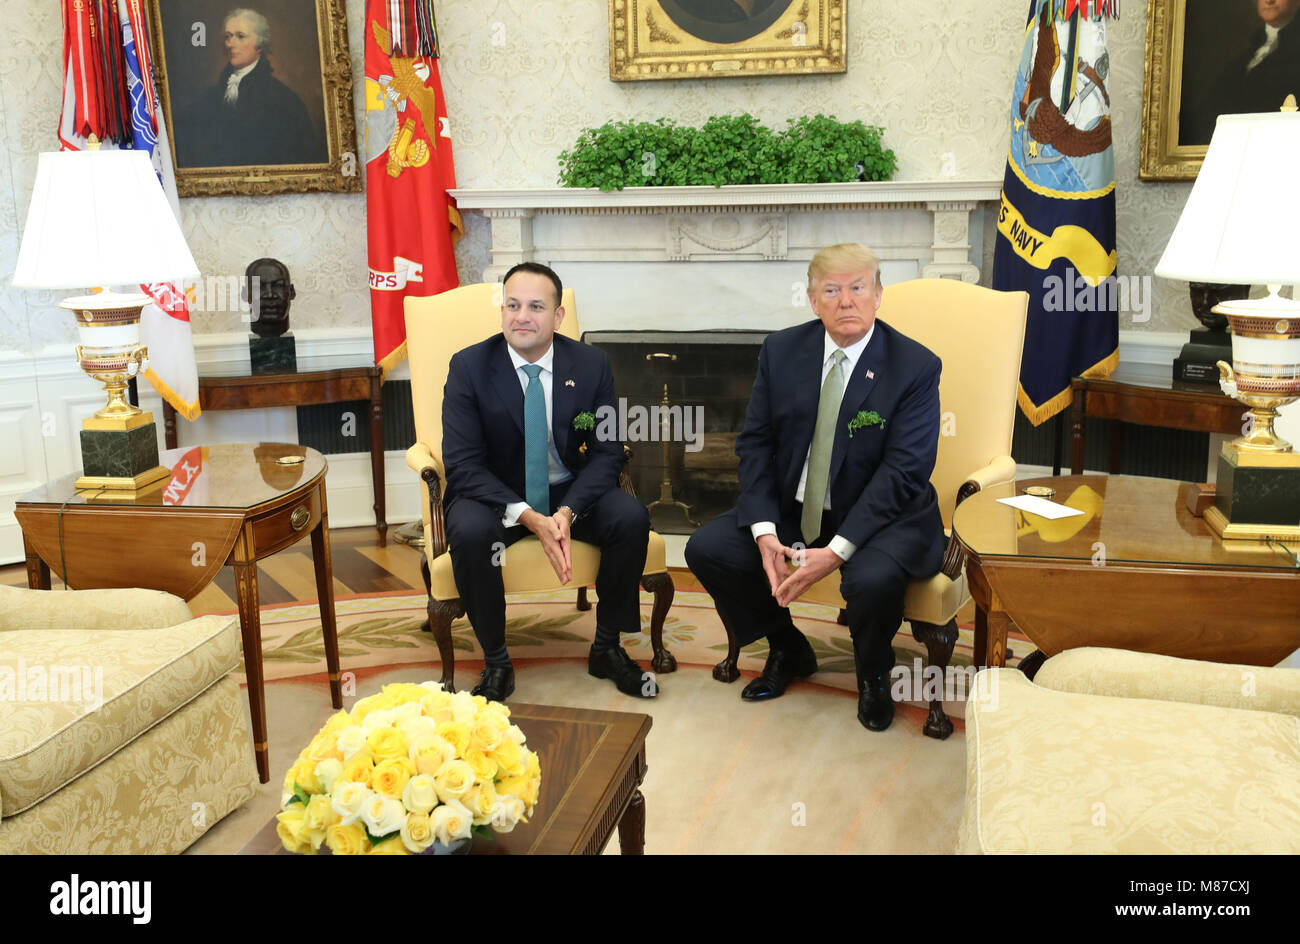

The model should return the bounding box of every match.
[450,180,1003,334]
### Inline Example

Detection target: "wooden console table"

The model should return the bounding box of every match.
[163,363,387,544]
[15,443,344,784]
[1069,364,1243,475]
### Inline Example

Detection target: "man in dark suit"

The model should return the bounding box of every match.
[685,243,945,732]
[1182,0,1300,145]
[441,262,657,703]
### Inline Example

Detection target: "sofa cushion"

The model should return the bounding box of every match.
[0,584,193,633]
[958,669,1300,853]
[0,615,241,817]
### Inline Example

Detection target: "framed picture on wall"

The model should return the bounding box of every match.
[609,0,846,81]
[1142,0,1300,181]
[147,0,361,196]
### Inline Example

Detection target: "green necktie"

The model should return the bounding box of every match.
[522,364,550,515]
[802,349,847,544]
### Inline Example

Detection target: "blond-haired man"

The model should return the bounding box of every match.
[685,244,945,731]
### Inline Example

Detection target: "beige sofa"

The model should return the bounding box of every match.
[958,647,1300,854]
[0,585,258,853]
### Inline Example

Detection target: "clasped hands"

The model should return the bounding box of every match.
[520,507,574,584]
[757,534,843,607]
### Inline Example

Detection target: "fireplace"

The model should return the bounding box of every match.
[584,330,768,533]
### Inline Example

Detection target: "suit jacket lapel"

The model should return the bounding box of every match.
[489,339,524,436]
[830,325,885,484]
[788,328,825,492]
[551,338,574,458]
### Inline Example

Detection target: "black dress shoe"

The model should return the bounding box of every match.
[471,665,515,702]
[588,646,657,698]
[857,672,894,732]
[740,638,818,701]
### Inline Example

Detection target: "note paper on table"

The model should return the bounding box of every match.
[995,495,1086,519]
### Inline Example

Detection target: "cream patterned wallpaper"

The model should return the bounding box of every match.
[1,0,1195,356]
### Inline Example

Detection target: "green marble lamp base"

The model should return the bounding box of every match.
[1206,445,1300,540]
[250,333,297,375]
[77,422,170,492]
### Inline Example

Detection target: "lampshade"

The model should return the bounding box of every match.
[1154,109,1300,286]
[12,149,199,289]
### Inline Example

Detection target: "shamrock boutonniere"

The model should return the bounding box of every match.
[572,411,596,431]
[848,410,885,437]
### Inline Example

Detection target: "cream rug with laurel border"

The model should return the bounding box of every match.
[225,588,1026,721]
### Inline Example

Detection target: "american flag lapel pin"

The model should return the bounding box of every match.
[565,379,576,387]
[866,369,875,380]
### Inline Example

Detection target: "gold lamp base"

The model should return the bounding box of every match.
[75,464,171,494]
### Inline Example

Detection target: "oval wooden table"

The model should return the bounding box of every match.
[952,474,1300,673]
[15,442,344,783]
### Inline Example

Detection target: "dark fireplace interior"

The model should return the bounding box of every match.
[584,330,768,533]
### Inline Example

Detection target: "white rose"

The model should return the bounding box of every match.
[506,724,526,745]
[398,715,439,745]
[491,795,526,834]
[450,691,478,724]
[336,725,368,759]
[362,708,396,733]
[391,701,422,723]
[314,758,344,794]
[401,812,437,853]
[360,792,407,837]
[331,781,370,826]
[431,799,473,846]
[402,774,439,814]
[419,680,444,692]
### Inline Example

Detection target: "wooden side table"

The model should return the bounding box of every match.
[15,444,344,784]
[1069,364,1243,474]
[163,364,388,545]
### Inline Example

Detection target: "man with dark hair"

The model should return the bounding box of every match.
[440,262,659,702]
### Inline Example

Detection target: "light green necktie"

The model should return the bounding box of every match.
[802,349,847,544]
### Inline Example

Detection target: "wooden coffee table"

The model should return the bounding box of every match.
[14,442,344,784]
[953,474,1300,673]
[239,703,652,855]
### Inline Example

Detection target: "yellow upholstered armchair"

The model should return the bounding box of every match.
[404,284,676,690]
[713,279,1029,739]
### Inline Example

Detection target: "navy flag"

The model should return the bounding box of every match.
[993,1,1119,425]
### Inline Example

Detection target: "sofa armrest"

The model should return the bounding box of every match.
[0,585,193,633]
[1034,647,1300,719]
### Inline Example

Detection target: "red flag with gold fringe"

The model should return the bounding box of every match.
[365,0,463,377]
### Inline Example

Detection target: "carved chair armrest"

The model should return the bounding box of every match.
[407,443,448,558]
[939,456,1017,581]
[618,444,637,498]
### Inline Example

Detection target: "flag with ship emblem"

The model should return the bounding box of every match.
[365,0,463,377]
[993,0,1120,425]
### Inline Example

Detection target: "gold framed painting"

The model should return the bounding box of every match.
[1141,0,1300,181]
[147,0,361,196]
[609,0,847,81]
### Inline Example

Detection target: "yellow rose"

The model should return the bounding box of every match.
[523,748,541,780]
[463,747,498,782]
[491,794,526,834]
[398,715,439,746]
[367,836,411,855]
[401,812,436,853]
[471,714,508,753]
[314,758,344,795]
[366,726,408,766]
[410,733,456,776]
[319,709,354,736]
[351,689,399,720]
[290,757,323,795]
[304,794,339,850]
[491,738,526,778]
[306,732,343,764]
[276,806,313,854]
[497,774,540,809]
[324,822,369,855]
[402,774,439,814]
[463,781,500,826]
[431,799,473,846]
[449,691,478,724]
[421,689,453,715]
[432,759,476,803]
[436,721,471,756]
[336,725,368,760]
[339,753,374,788]
[386,682,430,704]
[372,758,414,798]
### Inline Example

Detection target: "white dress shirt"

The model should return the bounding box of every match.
[1247,24,1281,72]
[224,60,259,105]
[501,342,574,527]
[750,324,875,561]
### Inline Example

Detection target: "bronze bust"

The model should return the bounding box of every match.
[245,257,296,338]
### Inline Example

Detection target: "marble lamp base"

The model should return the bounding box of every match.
[250,333,297,375]
[77,420,170,492]
[1207,445,1300,540]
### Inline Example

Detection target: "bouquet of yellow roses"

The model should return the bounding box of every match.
[276,681,541,855]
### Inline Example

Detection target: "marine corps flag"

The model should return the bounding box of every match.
[365,0,463,377]
[993,0,1120,425]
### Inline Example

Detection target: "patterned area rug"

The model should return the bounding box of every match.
[227,588,1027,720]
